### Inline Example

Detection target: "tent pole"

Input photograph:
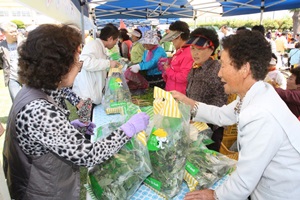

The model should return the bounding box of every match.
[80,0,85,44]
[259,0,265,25]
[81,5,85,43]
[259,9,264,25]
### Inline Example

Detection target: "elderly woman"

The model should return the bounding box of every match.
[172,30,300,200]
[185,27,228,151]
[130,30,167,88]
[160,20,193,94]
[128,28,144,64]
[3,24,149,200]
[275,67,300,118]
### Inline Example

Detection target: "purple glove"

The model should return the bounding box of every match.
[71,119,96,135]
[120,112,150,138]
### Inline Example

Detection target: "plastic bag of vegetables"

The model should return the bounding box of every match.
[184,132,236,191]
[144,87,190,199]
[102,67,131,115]
[88,103,152,200]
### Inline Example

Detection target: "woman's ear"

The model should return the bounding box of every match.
[241,62,251,78]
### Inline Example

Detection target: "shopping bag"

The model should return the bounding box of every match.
[88,103,152,200]
[184,131,236,191]
[144,87,190,199]
[124,68,149,91]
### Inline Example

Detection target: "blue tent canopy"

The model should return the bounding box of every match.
[221,0,300,17]
[87,0,300,21]
[88,0,194,19]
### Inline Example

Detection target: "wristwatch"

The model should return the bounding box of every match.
[190,102,200,119]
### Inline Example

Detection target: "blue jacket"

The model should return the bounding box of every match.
[139,46,167,76]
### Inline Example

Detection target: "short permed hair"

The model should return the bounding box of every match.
[169,20,190,41]
[189,27,219,54]
[18,24,82,90]
[252,25,265,35]
[222,30,272,81]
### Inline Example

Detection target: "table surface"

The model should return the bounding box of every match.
[88,104,227,200]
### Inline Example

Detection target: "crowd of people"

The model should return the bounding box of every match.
[0,20,300,200]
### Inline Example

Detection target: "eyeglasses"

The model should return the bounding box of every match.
[76,61,83,72]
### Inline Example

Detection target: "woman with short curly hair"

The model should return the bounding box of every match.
[3,24,149,200]
[172,30,300,200]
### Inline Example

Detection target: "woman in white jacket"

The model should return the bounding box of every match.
[172,30,300,200]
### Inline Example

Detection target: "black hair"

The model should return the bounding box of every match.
[169,20,190,41]
[222,30,272,81]
[134,28,142,39]
[190,27,219,54]
[99,23,119,41]
[291,67,300,85]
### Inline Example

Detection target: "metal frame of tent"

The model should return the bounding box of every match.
[85,0,300,25]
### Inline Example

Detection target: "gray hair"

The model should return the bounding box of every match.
[0,21,17,33]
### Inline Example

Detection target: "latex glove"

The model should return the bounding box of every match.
[130,64,140,73]
[86,122,96,135]
[120,112,149,138]
[71,119,96,135]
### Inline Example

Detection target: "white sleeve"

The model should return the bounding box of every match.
[215,106,284,200]
[194,100,237,126]
[80,40,110,72]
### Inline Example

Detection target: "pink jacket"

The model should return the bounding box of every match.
[163,46,193,94]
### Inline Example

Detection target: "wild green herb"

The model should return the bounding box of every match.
[88,103,152,200]
[185,133,236,190]
[145,103,190,199]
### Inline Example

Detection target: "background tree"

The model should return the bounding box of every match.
[11,20,25,29]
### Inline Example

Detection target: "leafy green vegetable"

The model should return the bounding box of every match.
[145,103,190,199]
[185,132,236,190]
[88,103,152,200]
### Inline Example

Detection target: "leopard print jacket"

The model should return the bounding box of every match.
[15,88,129,167]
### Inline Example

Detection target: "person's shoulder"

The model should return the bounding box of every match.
[208,59,221,67]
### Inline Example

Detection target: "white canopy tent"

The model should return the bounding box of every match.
[16,0,95,41]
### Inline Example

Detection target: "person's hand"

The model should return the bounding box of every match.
[86,122,96,135]
[130,64,140,73]
[171,90,196,108]
[163,62,170,70]
[71,119,96,135]
[120,112,150,138]
[170,90,186,102]
[76,99,84,109]
[110,60,120,68]
[184,189,215,200]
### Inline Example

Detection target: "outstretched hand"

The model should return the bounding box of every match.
[184,189,215,200]
[170,90,195,108]
[120,112,150,138]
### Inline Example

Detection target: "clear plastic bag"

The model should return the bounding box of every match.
[102,69,131,115]
[144,87,190,199]
[184,133,236,191]
[88,103,152,200]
